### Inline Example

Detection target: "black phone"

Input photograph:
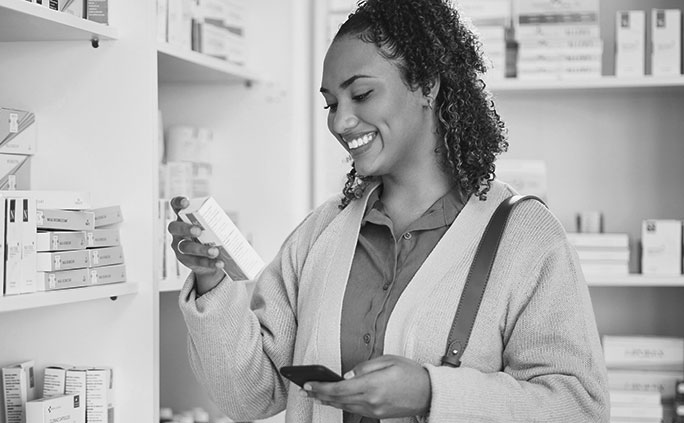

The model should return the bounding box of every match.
[279,365,344,387]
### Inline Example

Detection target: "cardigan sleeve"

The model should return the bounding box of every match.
[177,218,305,422]
[423,240,610,423]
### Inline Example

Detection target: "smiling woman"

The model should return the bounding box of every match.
[168,1,610,422]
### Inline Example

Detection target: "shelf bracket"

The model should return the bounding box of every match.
[91,37,100,49]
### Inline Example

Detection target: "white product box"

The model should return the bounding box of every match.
[59,0,84,18]
[36,249,91,271]
[608,369,684,402]
[26,394,84,423]
[157,0,168,42]
[85,228,120,248]
[64,368,87,423]
[566,233,630,249]
[85,368,113,423]
[0,196,6,295]
[167,0,192,49]
[36,231,87,252]
[88,246,124,268]
[5,198,24,296]
[2,361,36,423]
[642,219,683,275]
[93,205,123,228]
[20,197,37,294]
[36,268,90,291]
[651,9,682,76]
[0,153,31,191]
[6,191,91,210]
[89,264,126,286]
[43,365,70,398]
[616,10,646,77]
[0,108,37,155]
[85,0,107,24]
[179,196,264,281]
[200,22,230,60]
[36,209,95,231]
[603,336,684,371]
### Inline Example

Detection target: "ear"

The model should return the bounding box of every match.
[423,77,441,108]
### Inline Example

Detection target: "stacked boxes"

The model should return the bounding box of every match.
[160,0,247,65]
[566,232,630,275]
[0,107,36,190]
[160,125,214,200]
[27,0,108,24]
[514,0,603,80]
[2,360,37,423]
[458,0,511,81]
[0,191,126,295]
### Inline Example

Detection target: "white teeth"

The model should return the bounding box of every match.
[347,132,375,150]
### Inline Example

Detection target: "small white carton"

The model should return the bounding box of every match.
[36,209,94,231]
[616,10,646,77]
[651,9,682,76]
[26,393,84,423]
[43,365,71,398]
[642,219,683,275]
[85,367,113,423]
[93,205,123,228]
[178,196,264,281]
[36,249,91,271]
[36,231,88,252]
[64,368,87,423]
[85,228,121,248]
[0,108,37,155]
[2,360,36,423]
[88,246,124,268]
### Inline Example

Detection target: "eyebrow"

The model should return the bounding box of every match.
[320,74,373,93]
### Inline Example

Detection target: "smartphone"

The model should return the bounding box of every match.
[279,365,344,387]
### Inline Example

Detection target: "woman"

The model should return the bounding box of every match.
[168,0,609,421]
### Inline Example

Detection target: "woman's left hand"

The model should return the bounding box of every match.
[303,355,431,419]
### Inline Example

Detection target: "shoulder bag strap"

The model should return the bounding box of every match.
[441,194,546,367]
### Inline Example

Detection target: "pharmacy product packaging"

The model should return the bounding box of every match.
[64,368,87,423]
[36,209,94,231]
[0,108,37,155]
[26,394,84,423]
[36,268,90,291]
[642,219,683,275]
[615,10,646,77]
[85,228,120,248]
[88,264,126,286]
[7,191,92,210]
[85,0,107,24]
[93,205,123,228]
[178,196,264,281]
[2,360,36,423]
[36,249,91,271]
[36,231,87,252]
[85,367,114,423]
[0,153,31,190]
[59,0,84,18]
[88,246,124,268]
[43,365,71,398]
[651,9,681,76]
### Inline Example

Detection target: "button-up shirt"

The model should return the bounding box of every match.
[340,186,466,423]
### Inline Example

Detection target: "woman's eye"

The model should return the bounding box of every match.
[352,90,372,101]
[324,104,338,112]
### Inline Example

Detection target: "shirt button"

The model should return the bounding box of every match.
[363,333,371,344]
[403,232,412,240]
[382,282,390,290]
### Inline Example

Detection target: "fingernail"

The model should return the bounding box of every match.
[215,261,225,269]
[181,198,189,208]
[344,370,355,379]
[303,383,312,391]
[208,247,218,257]
[299,389,308,397]
[190,227,201,237]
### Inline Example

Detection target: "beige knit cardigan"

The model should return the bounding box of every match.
[179,180,609,423]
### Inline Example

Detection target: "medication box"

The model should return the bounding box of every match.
[0,108,37,156]
[616,10,646,77]
[36,249,91,271]
[89,264,126,286]
[178,196,264,281]
[36,268,89,291]
[37,209,94,231]
[88,246,124,268]
[85,228,120,248]
[26,394,84,423]
[85,367,114,423]
[642,219,683,275]
[2,360,36,423]
[43,365,70,398]
[651,9,682,76]
[0,153,31,190]
[36,231,87,252]
[8,191,92,210]
[93,205,123,228]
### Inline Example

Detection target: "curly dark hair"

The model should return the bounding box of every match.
[334,0,508,209]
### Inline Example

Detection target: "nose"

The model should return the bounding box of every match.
[330,104,359,135]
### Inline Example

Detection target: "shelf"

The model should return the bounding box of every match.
[0,282,138,313]
[0,0,117,42]
[157,43,260,84]
[586,274,684,287]
[486,76,684,92]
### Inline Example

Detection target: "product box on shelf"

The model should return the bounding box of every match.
[167,0,192,49]
[2,360,37,423]
[36,230,88,252]
[36,249,91,271]
[651,9,682,77]
[603,336,684,371]
[43,365,71,398]
[36,268,89,291]
[4,197,37,295]
[178,196,264,281]
[85,0,108,24]
[642,219,683,276]
[36,209,95,231]
[85,367,114,423]
[65,368,87,423]
[88,246,124,268]
[88,263,127,286]
[26,393,84,423]
[58,0,84,18]
[616,10,646,77]
[0,153,31,190]
[93,205,123,228]
[85,228,120,248]
[6,190,91,210]
[0,107,37,156]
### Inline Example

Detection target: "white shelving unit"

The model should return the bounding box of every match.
[0,283,138,313]
[157,42,260,84]
[488,76,684,92]
[0,0,117,42]
[586,275,684,288]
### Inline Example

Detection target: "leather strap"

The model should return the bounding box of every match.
[441,194,545,367]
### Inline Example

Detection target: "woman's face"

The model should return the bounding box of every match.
[320,35,432,179]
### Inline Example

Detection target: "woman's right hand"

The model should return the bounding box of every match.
[168,196,226,296]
